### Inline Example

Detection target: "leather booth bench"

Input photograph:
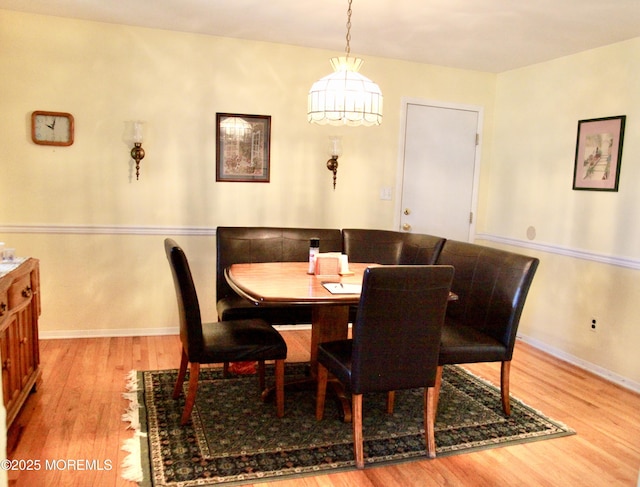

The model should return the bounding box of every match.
[216,227,342,325]
[216,226,539,415]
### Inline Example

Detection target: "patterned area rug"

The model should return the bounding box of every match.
[122,364,573,486]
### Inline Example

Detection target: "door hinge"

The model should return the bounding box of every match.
[469,212,474,224]
[475,134,480,146]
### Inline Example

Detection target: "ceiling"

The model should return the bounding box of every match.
[2,0,640,72]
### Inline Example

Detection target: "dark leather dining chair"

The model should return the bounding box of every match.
[315,265,454,468]
[435,240,539,415]
[164,238,287,425]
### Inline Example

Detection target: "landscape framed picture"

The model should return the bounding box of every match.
[216,113,271,182]
[572,115,625,191]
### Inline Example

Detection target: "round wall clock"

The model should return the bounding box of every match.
[31,111,74,146]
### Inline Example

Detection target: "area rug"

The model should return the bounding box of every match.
[122,364,574,486]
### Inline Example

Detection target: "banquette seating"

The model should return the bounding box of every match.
[342,228,445,266]
[216,227,342,324]
[215,226,539,415]
[434,240,539,415]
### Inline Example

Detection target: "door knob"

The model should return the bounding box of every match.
[402,223,412,231]
[403,208,411,215]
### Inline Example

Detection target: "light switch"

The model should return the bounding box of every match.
[380,187,392,200]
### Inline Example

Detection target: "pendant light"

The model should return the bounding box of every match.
[307,0,383,127]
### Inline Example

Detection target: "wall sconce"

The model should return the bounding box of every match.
[129,121,145,180]
[327,136,342,190]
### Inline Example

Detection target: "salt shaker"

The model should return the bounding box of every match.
[308,238,320,274]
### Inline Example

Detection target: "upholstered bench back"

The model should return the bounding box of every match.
[342,229,445,265]
[216,227,342,324]
[436,240,539,358]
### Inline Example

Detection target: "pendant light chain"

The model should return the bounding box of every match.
[345,0,352,58]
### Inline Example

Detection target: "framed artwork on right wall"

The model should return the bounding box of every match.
[573,115,626,191]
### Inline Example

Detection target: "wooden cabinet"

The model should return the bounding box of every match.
[0,259,40,426]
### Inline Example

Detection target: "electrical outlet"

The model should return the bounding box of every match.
[590,318,597,332]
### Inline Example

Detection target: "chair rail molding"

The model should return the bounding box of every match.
[476,232,640,271]
[0,224,216,236]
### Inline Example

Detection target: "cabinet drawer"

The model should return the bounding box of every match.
[8,274,33,309]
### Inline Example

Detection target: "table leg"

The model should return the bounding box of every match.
[310,304,352,422]
[310,304,350,377]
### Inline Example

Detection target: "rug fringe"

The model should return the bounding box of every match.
[121,370,145,483]
[121,434,144,482]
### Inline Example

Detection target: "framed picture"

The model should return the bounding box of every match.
[573,115,625,191]
[216,113,271,182]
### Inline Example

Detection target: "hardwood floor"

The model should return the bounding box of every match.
[6,330,640,486]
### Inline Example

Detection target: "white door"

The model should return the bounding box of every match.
[396,100,481,241]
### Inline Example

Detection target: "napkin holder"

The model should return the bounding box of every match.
[315,253,353,276]
[314,253,341,277]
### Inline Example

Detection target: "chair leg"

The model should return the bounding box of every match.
[181,362,201,425]
[432,365,443,417]
[315,364,329,420]
[386,391,396,414]
[424,386,436,458]
[352,393,365,469]
[258,360,266,391]
[274,359,285,418]
[173,348,189,399]
[501,360,511,416]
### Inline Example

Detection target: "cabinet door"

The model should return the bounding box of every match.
[1,318,22,414]
[16,305,37,389]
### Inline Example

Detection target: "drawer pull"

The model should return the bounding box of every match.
[22,286,32,298]
[3,358,11,371]
[20,337,28,345]
[0,302,6,317]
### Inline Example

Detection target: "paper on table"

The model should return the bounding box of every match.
[322,282,362,294]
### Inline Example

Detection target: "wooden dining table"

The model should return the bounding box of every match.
[225,261,375,421]
[225,262,373,373]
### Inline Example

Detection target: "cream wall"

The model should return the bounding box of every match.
[0,11,496,333]
[486,38,640,386]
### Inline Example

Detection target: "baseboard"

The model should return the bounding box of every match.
[40,327,179,339]
[39,324,312,339]
[274,324,312,331]
[518,333,640,394]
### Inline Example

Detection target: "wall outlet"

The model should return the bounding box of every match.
[590,318,597,332]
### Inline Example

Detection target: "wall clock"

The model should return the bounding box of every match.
[31,111,74,146]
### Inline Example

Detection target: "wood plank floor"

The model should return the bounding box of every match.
[6,330,640,486]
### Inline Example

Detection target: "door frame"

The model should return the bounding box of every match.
[394,97,484,241]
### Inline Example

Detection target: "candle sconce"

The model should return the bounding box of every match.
[127,121,145,180]
[326,135,342,190]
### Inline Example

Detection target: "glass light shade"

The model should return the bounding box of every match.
[123,120,144,144]
[308,57,383,127]
[328,136,342,157]
[131,121,144,143]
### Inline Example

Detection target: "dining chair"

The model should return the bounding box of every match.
[315,265,454,468]
[164,238,287,425]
